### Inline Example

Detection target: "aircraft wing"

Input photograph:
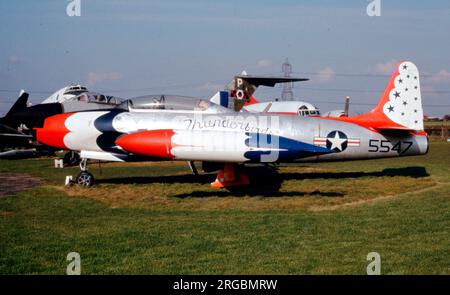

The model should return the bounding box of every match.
[0,123,32,149]
[0,123,32,138]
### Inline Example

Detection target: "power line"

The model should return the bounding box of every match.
[298,99,450,108]
[300,86,450,94]
[0,90,53,94]
[0,80,227,95]
[1,98,448,108]
[97,81,226,93]
[0,85,449,95]
[293,71,437,78]
[294,71,388,77]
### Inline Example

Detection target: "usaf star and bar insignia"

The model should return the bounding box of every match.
[313,131,360,152]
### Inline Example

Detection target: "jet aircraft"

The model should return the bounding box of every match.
[35,61,428,188]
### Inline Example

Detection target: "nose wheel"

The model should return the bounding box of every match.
[75,158,94,187]
[76,171,94,187]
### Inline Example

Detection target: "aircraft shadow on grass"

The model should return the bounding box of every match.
[282,166,429,181]
[173,189,345,198]
[96,166,428,197]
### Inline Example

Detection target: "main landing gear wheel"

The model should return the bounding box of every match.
[76,171,94,187]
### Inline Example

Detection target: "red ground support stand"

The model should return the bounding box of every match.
[211,163,250,188]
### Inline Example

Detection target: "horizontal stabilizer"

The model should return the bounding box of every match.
[234,75,308,87]
[231,75,309,111]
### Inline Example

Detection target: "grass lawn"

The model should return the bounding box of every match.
[0,143,449,274]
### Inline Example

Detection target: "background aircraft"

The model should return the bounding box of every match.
[0,85,123,161]
[242,98,321,116]
[0,91,38,159]
[3,85,123,131]
[211,72,344,118]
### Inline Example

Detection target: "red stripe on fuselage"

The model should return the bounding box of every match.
[115,130,175,159]
[35,113,73,149]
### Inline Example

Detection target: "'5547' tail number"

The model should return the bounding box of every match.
[368,140,412,154]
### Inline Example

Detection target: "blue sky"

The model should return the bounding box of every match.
[1,0,449,116]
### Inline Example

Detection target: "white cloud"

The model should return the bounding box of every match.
[197,82,224,92]
[316,67,335,82]
[256,59,273,68]
[87,72,122,86]
[8,55,21,65]
[429,69,450,83]
[420,83,435,93]
[370,59,399,75]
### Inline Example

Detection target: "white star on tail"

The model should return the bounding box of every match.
[328,132,347,151]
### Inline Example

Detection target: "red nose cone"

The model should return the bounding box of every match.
[116,130,175,159]
[35,113,73,149]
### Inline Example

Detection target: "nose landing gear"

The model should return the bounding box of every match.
[75,158,94,187]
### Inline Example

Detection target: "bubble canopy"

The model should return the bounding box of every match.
[120,95,231,113]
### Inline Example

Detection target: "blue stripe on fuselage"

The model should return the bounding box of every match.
[93,110,125,153]
[244,133,334,162]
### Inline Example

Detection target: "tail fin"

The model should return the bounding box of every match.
[209,91,229,108]
[209,91,258,108]
[1,90,29,128]
[5,90,29,118]
[373,61,423,130]
[345,61,424,132]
